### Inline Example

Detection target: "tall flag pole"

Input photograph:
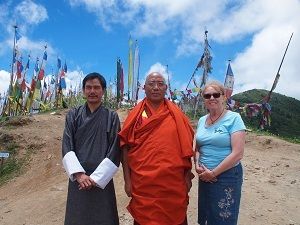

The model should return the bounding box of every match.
[258,32,293,130]
[199,30,212,88]
[127,35,133,101]
[166,65,172,100]
[55,57,62,108]
[265,32,293,103]
[38,46,48,101]
[13,52,24,115]
[184,30,212,93]
[9,25,19,98]
[193,30,213,116]
[116,58,121,103]
[5,24,20,116]
[120,60,124,102]
[19,54,30,112]
[116,58,125,104]
[132,40,140,102]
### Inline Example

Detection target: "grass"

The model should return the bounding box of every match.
[0,142,22,186]
[0,139,37,187]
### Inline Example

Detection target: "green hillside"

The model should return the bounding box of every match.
[232,89,300,139]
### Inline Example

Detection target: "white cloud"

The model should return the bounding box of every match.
[0,70,10,94]
[0,0,51,63]
[144,62,169,82]
[230,1,300,99]
[0,2,10,25]
[65,70,84,91]
[14,0,48,26]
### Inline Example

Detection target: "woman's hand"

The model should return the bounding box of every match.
[198,164,217,183]
[195,162,205,174]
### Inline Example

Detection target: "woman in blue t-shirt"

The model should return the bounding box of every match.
[195,80,246,225]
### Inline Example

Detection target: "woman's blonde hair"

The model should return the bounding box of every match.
[201,80,225,97]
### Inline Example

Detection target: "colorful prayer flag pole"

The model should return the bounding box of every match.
[127,36,133,101]
[132,40,140,102]
[4,25,19,116]
[265,33,293,102]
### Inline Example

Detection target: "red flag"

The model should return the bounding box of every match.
[21,79,26,91]
[16,60,23,79]
[38,68,45,80]
[30,79,36,91]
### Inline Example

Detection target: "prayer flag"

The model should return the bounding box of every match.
[128,36,133,100]
[43,51,47,61]
[15,29,22,42]
[38,68,45,80]
[64,61,67,72]
[132,40,140,101]
[57,58,61,69]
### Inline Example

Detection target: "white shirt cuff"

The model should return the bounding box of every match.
[90,158,119,189]
[62,151,85,181]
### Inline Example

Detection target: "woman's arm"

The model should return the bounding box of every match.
[194,149,204,174]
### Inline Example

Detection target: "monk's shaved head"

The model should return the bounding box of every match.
[144,71,167,107]
[145,72,166,84]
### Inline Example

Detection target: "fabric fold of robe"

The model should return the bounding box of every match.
[119,99,194,225]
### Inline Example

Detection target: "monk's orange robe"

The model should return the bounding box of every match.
[119,99,194,225]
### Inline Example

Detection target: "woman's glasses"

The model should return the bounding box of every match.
[203,93,222,99]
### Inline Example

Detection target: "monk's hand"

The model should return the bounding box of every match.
[124,180,132,197]
[185,170,194,192]
[75,172,94,190]
[198,165,217,183]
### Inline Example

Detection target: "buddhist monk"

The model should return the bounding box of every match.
[119,72,194,225]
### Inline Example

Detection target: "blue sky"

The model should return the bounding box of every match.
[0,0,299,100]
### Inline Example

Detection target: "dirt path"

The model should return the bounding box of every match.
[0,110,299,225]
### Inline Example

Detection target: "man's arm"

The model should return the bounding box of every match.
[62,109,95,190]
[121,146,132,197]
[184,163,194,192]
[90,111,121,189]
[106,111,121,166]
[62,110,86,181]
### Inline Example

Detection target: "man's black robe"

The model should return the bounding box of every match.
[62,104,120,225]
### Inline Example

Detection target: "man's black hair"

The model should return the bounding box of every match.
[82,72,107,89]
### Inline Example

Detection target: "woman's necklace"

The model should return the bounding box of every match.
[209,108,225,124]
